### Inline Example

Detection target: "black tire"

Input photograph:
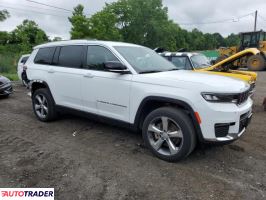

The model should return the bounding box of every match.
[247,54,266,71]
[142,107,196,162]
[0,94,9,99]
[32,88,57,122]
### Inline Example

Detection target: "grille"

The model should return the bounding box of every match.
[215,124,230,137]
[239,112,251,133]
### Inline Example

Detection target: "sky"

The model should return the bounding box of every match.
[0,0,266,39]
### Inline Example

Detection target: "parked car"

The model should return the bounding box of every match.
[17,54,30,86]
[0,75,13,97]
[27,40,253,162]
[159,48,258,90]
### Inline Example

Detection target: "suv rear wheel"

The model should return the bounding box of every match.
[142,107,196,162]
[32,88,57,122]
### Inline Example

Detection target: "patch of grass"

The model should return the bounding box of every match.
[0,73,19,81]
[0,53,19,74]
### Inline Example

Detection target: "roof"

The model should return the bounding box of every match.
[34,40,141,49]
[239,30,265,34]
[159,52,200,57]
[21,54,31,57]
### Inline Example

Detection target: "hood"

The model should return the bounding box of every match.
[195,70,255,83]
[230,70,257,81]
[133,70,249,93]
[0,75,11,84]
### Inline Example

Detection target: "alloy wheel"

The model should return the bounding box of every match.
[34,94,48,119]
[147,116,183,156]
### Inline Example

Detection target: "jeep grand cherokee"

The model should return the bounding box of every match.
[26,40,253,162]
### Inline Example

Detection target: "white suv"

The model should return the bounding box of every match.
[27,40,253,162]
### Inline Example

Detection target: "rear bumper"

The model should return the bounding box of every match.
[0,83,13,96]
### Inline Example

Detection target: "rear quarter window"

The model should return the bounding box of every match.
[21,56,29,64]
[34,47,56,65]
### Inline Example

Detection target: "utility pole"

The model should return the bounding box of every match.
[254,10,258,31]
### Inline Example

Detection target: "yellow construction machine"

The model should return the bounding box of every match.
[217,30,266,71]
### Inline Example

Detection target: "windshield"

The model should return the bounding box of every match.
[190,54,211,69]
[114,46,177,73]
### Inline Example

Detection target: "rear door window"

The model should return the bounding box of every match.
[58,45,84,68]
[34,47,56,65]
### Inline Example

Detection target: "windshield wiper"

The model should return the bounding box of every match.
[139,70,163,74]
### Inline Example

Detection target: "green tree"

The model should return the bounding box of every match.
[225,33,240,47]
[203,33,215,49]
[82,0,179,50]
[212,33,226,47]
[87,10,122,40]
[68,2,242,51]
[0,31,9,44]
[0,10,9,22]
[113,0,176,49]
[10,20,48,51]
[68,4,89,39]
[188,29,206,50]
[52,36,62,41]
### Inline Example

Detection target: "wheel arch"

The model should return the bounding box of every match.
[133,96,204,142]
[31,80,51,95]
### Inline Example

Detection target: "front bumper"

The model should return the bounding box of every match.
[207,112,252,142]
[198,97,253,142]
[0,83,13,96]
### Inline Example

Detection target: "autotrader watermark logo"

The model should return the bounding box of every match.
[0,188,54,200]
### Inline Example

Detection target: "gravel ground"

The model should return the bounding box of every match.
[0,72,266,200]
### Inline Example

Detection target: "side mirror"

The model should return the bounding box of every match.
[104,61,130,74]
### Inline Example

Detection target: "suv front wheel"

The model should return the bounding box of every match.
[32,88,57,122]
[142,107,196,162]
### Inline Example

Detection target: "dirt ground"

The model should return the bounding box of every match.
[0,72,266,200]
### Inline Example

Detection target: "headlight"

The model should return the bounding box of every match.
[201,92,239,103]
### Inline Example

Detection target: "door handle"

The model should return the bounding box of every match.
[48,69,55,73]
[83,73,94,78]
